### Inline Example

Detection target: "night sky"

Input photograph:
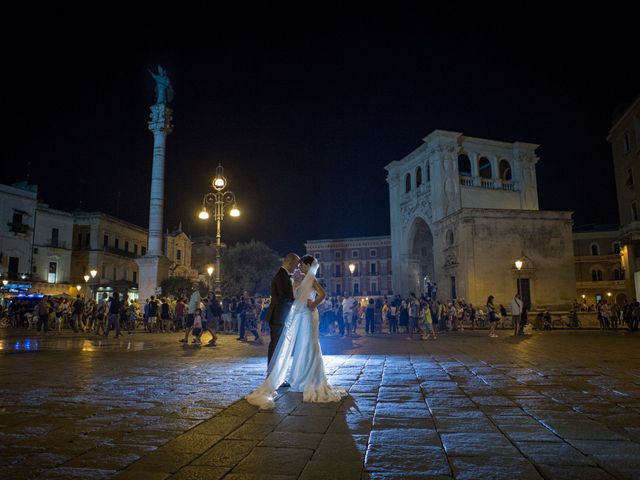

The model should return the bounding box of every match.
[3,9,639,254]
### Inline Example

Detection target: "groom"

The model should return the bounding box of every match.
[266,253,300,372]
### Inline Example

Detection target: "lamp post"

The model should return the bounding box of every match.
[348,263,356,296]
[198,164,240,295]
[207,266,214,291]
[514,257,524,301]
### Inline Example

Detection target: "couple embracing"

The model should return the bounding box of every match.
[245,253,347,409]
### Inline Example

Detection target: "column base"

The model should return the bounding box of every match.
[135,255,171,304]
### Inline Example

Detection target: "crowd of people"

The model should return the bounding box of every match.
[2,289,639,339]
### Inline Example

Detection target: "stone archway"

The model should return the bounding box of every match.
[408,217,435,296]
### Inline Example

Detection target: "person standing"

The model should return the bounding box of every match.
[36,296,50,333]
[71,295,84,333]
[510,293,523,336]
[365,298,375,334]
[487,295,498,338]
[105,293,121,338]
[266,253,299,371]
[174,297,186,331]
[342,295,354,337]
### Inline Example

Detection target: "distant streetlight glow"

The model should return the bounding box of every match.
[207,266,214,276]
[76,285,82,291]
[84,275,90,283]
[515,260,523,270]
[348,263,356,274]
[2,280,8,286]
[90,269,97,278]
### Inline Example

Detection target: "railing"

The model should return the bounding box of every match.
[481,178,494,189]
[458,176,520,192]
[459,176,474,187]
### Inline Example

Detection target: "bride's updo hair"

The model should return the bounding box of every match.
[300,255,315,266]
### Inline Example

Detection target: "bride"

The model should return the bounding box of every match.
[245,255,347,409]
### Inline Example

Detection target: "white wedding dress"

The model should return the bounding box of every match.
[245,260,347,409]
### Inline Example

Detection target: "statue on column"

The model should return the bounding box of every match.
[148,65,174,104]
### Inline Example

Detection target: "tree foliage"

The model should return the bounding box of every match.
[161,276,205,299]
[221,240,281,297]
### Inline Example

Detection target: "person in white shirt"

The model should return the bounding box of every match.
[342,295,354,337]
[510,293,523,336]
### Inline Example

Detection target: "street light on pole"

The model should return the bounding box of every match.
[198,163,240,296]
[514,256,524,301]
[207,266,214,290]
[348,263,355,296]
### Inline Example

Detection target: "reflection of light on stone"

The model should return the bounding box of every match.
[81,340,96,352]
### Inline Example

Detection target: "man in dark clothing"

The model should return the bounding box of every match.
[266,253,299,372]
[105,293,121,338]
[72,295,84,333]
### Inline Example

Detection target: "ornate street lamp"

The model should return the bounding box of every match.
[198,164,241,295]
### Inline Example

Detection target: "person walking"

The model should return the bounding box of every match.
[421,302,436,340]
[180,286,202,344]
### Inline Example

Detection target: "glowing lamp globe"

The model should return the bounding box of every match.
[207,266,214,276]
[515,260,523,270]
[198,209,210,220]
[90,269,97,278]
[230,206,240,217]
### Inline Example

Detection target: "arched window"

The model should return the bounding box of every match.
[426,164,431,182]
[458,155,472,177]
[591,243,600,256]
[499,159,512,181]
[591,269,603,281]
[416,167,422,187]
[405,173,411,193]
[479,157,492,179]
[614,269,621,280]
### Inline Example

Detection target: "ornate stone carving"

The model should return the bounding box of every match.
[400,194,433,225]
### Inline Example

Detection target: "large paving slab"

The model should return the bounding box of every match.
[1,328,640,478]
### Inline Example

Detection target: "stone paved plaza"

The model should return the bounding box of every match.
[1,328,640,479]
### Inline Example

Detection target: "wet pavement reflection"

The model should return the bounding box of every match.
[1,329,639,479]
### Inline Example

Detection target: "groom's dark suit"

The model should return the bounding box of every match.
[266,266,295,366]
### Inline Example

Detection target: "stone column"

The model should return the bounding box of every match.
[147,104,173,255]
[136,68,174,304]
